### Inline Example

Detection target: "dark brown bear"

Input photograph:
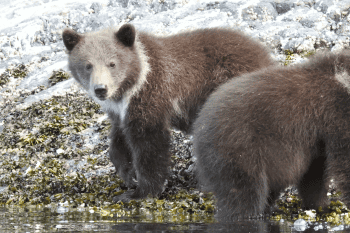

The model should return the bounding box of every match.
[62,24,274,202]
[193,50,350,220]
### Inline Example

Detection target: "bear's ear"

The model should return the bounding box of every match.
[116,24,136,47]
[62,29,82,51]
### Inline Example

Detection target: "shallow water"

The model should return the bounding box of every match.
[1,206,349,233]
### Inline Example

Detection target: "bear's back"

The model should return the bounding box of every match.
[194,51,350,161]
[133,28,275,132]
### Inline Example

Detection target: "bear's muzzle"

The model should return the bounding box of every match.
[94,84,108,100]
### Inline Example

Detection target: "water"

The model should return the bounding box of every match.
[1,206,349,233]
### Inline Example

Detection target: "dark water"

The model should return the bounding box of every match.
[0,206,349,233]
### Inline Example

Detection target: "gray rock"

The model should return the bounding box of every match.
[272,2,292,15]
[218,2,240,17]
[293,219,308,231]
[118,0,129,8]
[300,19,314,28]
[0,186,8,194]
[314,0,330,13]
[242,2,277,22]
[90,2,102,14]
[1,47,15,56]
[6,11,15,20]
[151,1,177,13]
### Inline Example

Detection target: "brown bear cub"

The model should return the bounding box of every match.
[193,50,350,220]
[62,24,274,202]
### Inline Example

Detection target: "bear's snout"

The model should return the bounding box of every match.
[94,85,108,100]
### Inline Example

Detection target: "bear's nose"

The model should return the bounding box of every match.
[94,85,108,99]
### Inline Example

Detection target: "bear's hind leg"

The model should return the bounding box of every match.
[215,169,270,221]
[326,138,350,209]
[298,141,328,210]
[264,190,282,216]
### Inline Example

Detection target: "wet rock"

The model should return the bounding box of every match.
[272,2,292,15]
[90,2,102,14]
[293,219,308,231]
[218,2,240,17]
[161,130,197,197]
[116,0,129,8]
[242,2,277,21]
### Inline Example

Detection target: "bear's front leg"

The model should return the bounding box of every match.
[113,123,171,202]
[109,122,137,189]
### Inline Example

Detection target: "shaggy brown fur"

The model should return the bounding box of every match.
[193,50,350,221]
[62,24,274,202]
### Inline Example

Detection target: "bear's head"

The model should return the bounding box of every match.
[62,24,145,103]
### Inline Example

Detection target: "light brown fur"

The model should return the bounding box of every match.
[62,24,274,201]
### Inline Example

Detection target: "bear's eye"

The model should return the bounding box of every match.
[86,64,93,70]
[110,62,116,68]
